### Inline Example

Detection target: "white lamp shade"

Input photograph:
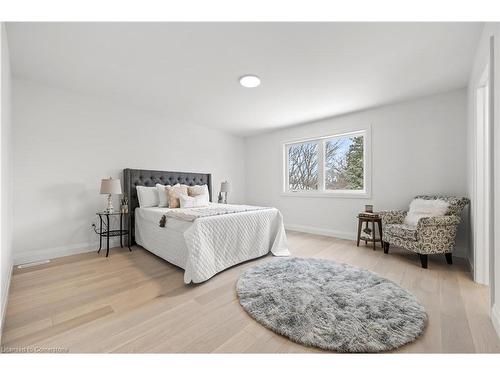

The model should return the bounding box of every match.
[220,181,231,193]
[100,178,122,195]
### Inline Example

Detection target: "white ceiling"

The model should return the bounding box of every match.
[7,22,483,136]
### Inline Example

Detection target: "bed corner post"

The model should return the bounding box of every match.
[123,169,135,246]
[207,174,213,202]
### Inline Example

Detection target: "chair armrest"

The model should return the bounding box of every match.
[378,210,407,225]
[417,215,460,228]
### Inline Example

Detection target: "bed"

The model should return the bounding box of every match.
[123,169,289,283]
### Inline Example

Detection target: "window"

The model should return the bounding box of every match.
[284,129,370,197]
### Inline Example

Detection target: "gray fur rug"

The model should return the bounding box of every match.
[236,258,427,352]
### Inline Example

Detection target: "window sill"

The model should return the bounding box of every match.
[281,191,371,199]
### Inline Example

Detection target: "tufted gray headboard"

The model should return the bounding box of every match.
[123,168,212,244]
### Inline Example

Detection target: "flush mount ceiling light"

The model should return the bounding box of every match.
[239,75,261,88]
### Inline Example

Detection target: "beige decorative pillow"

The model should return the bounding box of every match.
[166,184,188,208]
[187,184,209,197]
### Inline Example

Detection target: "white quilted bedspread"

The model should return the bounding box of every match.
[135,205,290,283]
[182,207,290,283]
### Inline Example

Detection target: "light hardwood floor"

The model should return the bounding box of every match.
[2,230,500,353]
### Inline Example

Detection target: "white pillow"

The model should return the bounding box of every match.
[178,194,210,208]
[136,186,159,207]
[404,198,449,227]
[156,183,172,207]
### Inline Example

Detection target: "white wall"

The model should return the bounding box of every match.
[467,22,500,337]
[246,89,469,256]
[12,78,246,264]
[1,23,14,337]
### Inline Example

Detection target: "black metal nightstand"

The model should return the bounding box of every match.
[95,211,132,257]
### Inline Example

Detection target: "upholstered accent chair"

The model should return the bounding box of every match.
[379,195,469,269]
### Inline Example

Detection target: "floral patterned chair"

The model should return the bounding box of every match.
[379,195,469,269]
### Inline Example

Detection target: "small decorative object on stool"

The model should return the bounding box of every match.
[362,226,374,240]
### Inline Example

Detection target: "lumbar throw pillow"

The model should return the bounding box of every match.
[166,184,189,208]
[404,198,449,227]
[179,194,210,208]
[156,183,173,207]
[187,184,209,198]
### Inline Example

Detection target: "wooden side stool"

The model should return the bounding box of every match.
[356,214,383,250]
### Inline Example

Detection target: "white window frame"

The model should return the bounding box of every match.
[472,63,492,286]
[282,125,372,198]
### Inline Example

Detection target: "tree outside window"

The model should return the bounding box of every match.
[325,135,364,190]
[288,142,318,190]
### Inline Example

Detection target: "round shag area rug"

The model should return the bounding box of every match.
[236,258,427,352]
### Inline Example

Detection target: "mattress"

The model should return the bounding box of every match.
[134,204,289,283]
[135,207,191,270]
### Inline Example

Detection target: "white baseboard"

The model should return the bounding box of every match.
[492,303,500,339]
[466,254,474,274]
[0,261,13,343]
[284,223,356,241]
[14,238,120,265]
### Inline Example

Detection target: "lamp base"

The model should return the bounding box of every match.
[106,194,114,213]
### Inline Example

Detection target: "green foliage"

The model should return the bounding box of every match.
[345,136,364,189]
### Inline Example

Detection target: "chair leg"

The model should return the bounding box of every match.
[383,242,389,254]
[419,254,428,269]
[445,253,453,265]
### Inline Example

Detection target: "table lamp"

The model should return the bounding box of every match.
[220,181,231,204]
[100,177,122,213]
